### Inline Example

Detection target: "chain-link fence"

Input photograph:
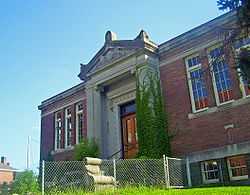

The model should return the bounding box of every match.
[168,157,187,188]
[101,159,166,187]
[42,161,93,192]
[41,156,187,194]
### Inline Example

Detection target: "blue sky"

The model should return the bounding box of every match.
[0,0,223,170]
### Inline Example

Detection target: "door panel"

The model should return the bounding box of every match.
[122,113,138,159]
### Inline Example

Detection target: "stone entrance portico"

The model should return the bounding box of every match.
[85,30,158,159]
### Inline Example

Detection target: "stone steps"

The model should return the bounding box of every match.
[85,157,115,191]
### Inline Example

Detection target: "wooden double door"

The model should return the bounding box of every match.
[121,113,138,159]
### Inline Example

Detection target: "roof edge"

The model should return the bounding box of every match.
[159,11,237,51]
[38,82,85,110]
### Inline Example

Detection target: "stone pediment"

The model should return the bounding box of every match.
[78,30,158,81]
[94,47,138,70]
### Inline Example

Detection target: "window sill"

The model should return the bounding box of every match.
[203,179,219,184]
[51,146,74,155]
[230,175,249,181]
[188,98,250,120]
[193,107,209,114]
[217,99,235,107]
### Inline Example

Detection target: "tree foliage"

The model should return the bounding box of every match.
[136,68,171,158]
[74,138,99,160]
[11,170,39,194]
[217,0,243,10]
[217,0,250,84]
[237,47,250,84]
[217,0,250,31]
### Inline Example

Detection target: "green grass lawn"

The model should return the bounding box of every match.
[47,186,250,195]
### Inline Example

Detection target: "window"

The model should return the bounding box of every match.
[185,55,208,112]
[201,160,219,184]
[65,108,73,147]
[236,41,250,98]
[227,155,248,181]
[209,46,233,105]
[76,103,84,144]
[55,112,63,150]
[239,76,250,97]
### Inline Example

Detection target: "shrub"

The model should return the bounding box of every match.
[74,138,99,160]
[1,182,10,195]
[11,170,39,194]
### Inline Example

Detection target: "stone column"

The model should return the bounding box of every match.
[86,83,103,156]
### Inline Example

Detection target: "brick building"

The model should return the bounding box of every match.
[39,11,250,185]
[0,157,16,185]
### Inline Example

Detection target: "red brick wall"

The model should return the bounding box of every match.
[40,113,55,161]
[0,171,14,185]
[52,150,74,161]
[160,48,250,157]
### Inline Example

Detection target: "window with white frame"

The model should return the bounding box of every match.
[201,160,219,183]
[185,55,209,112]
[239,75,250,97]
[208,46,233,105]
[227,155,248,181]
[76,103,84,144]
[236,41,250,98]
[55,112,63,150]
[65,108,73,147]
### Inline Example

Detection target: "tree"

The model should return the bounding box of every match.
[11,170,39,194]
[217,0,250,84]
[136,68,171,158]
[217,0,243,10]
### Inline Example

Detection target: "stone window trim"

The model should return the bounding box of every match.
[201,160,220,184]
[207,44,234,106]
[51,146,74,155]
[185,53,209,113]
[227,155,249,181]
[224,124,235,144]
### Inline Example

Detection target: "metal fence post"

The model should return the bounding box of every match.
[185,157,192,187]
[42,160,45,195]
[165,156,170,188]
[113,158,117,188]
[219,159,224,185]
[163,155,167,188]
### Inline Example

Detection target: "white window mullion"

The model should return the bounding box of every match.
[65,109,68,148]
[211,60,221,106]
[187,68,196,113]
[76,107,80,145]
[65,108,72,148]
[54,114,57,151]
[76,103,83,145]
[208,46,223,105]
